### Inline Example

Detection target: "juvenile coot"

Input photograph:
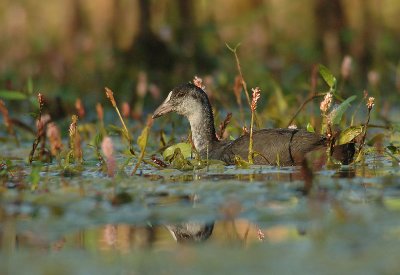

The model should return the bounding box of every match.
[152,83,354,166]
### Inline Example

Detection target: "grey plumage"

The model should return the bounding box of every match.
[153,83,354,166]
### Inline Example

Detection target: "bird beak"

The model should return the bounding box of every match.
[152,92,173,119]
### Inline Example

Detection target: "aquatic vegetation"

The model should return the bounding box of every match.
[0,48,399,275]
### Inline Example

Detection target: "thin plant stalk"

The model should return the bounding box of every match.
[226,43,252,109]
[358,97,375,155]
[131,118,152,175]
[105,87,135,155]
[227,43,260,128]
[248,110,255,164]
[29,93,44,163]
[248,88,261,164]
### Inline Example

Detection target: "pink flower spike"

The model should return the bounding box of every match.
[320,92,333,113]
[367,97,375,110]
[251,87,261,111]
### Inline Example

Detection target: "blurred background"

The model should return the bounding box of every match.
[1,0,400,113]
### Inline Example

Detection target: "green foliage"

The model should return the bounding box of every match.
[306,123,315,133]
[132,125,150,175]
[330,95,357,125]
[169,148,193,170]
[271,81,288,114]
[137,126,149,152]
[337,126,363,145]
[27,77,33,94]
[163,143,192,161]
[0,90,27,100]
[234,155,250,168]
[318,64,337,89]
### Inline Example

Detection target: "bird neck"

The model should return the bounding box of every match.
[187,105,218,155]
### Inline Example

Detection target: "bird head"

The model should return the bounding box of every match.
[152,83,210,119]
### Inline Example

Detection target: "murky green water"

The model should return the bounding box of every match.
[1,143,400,274]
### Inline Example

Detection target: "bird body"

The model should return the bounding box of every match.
[152,83,354,166]
[210,128,326,166]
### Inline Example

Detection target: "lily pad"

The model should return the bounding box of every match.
[163,142,192,160]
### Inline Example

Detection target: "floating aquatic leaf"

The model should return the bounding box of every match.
[337,126,363,145]
[0,90,27,100]
[27,77,33,94]
[170,148,193,170]
[318,64,337,89]
[234,155,250,168]
[163,143,192,160]
[329,95,357,125]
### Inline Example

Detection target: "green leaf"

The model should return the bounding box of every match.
[318,64,336,89]
[272,81,288,113]
[337,126,363,145]
[306,123,315,133]
[234,155,250,168]
[137,126,149,151]
[27,77,33,94]
[329,95,357,125]
[162,143,192,160]
[0,90,27,100]
[170,148,193,170]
